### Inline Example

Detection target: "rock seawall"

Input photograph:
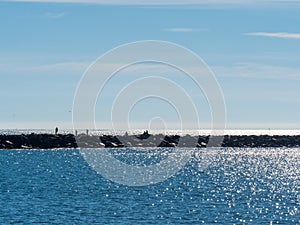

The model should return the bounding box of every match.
[0,134,77,149]
[0,133,300,149]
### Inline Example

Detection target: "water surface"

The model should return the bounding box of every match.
[1,148,299,224]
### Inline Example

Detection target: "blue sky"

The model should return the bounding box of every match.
[0,0,300,130]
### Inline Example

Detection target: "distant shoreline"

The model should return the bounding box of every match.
[0,133,299,149]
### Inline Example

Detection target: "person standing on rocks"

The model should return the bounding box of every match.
[55,127,58,135]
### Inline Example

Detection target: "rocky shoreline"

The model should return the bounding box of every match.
[0,133,300,149]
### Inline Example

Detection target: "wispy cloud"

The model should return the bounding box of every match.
[166,28,205,32]
[43,12,65,19]
[0,61,88,74]
[214,63,300,80]
[4,0,300,6]
[245,32,300,39]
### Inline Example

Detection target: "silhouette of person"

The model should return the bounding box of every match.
[137,130,150,139]
[55,127,58,135]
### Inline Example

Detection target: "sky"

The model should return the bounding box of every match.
[0,0,300,130]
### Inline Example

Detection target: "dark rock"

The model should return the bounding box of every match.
[136,131,151,140]
[158,135,180,147]
[100,135,125,148]
[0,133,299,149]
[0,134,77,149]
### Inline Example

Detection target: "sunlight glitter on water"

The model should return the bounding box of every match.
[1,129,300,136]
[1,147,299,224]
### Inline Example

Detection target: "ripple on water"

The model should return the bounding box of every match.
[0,148,299,224]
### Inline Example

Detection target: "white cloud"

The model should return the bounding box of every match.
[43,12,65,19]
[0,61,88,74]
[245,32,300,39]
[214,63,300,80]
[0,61,176,76]
[3,60,300,82]
[4,0,300,5]
[0,0,230,4]
[166,28,204,32]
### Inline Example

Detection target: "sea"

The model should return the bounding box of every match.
[0,129,299,224]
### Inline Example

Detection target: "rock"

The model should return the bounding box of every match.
[0,133,299,149]
[158,135,180,147]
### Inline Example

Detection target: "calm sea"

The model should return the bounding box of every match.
[0,147,299,224]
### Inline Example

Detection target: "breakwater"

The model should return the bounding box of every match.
[0,133,300,149]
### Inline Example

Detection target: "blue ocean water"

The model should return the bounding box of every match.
[1,148,299,224]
